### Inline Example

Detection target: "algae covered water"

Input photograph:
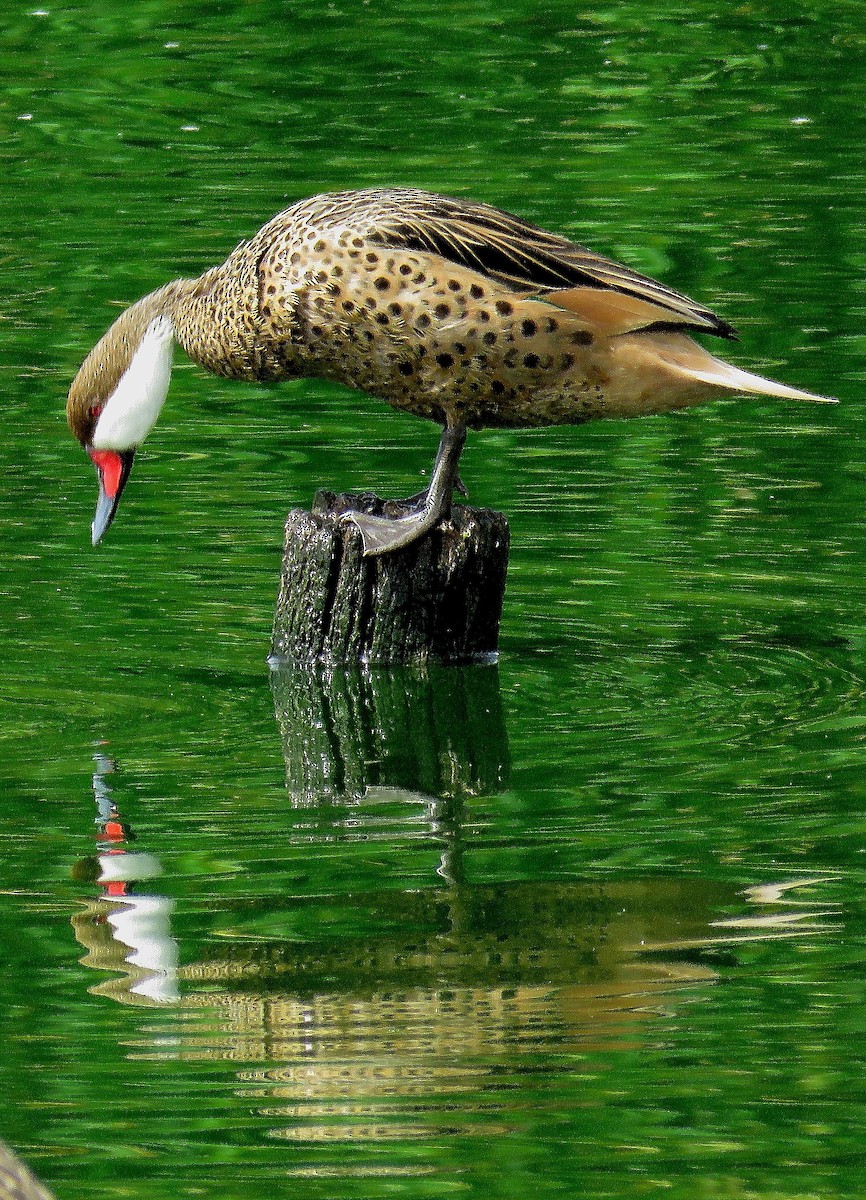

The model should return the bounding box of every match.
[2,2,866,1197]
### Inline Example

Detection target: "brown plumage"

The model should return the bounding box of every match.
[66,187,835,551]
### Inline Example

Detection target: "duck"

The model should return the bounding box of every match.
[66,187,835,553]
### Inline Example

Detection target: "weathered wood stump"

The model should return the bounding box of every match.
[271,491,509,664]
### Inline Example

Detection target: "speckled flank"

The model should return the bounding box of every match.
[254,242,607,429]
[67,187,830,449]
[235,190,715,430]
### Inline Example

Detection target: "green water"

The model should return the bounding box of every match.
[3,2,866,1197]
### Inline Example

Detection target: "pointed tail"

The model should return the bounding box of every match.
[653,334,837,404]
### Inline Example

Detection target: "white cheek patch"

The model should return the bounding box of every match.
[91,315,175,450]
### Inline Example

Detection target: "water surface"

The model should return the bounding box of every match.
[2,2,866,1197]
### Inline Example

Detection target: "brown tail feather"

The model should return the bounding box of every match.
[648,333,836,404]
[546,286,724,337]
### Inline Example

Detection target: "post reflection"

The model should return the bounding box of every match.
[70,674,835,1149]
[270,661,510,804]
[270,661,509,887]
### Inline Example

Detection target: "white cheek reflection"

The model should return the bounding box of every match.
[97,851,180,1005]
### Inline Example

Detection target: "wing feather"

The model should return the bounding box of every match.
[364,190,737,340]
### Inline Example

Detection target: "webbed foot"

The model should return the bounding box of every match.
[345,423,468,557]
[349,505,446,555]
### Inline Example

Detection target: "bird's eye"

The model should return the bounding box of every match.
[89,404,103,419]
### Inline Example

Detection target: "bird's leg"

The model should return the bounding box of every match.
[348,422,468,556]
[395,472,468,509]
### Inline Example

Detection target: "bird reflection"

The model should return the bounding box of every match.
[70,678,837,1150]
[70,747,179,1005]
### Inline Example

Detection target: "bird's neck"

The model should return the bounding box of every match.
[128,248,305,383]
[163,255,272,381]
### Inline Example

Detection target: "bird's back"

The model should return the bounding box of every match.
[238,188,736,426]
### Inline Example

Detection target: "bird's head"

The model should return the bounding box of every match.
[67,305,174,545]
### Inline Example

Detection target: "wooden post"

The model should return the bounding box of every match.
[271,491,509,665]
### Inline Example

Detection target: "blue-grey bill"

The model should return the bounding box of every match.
[91,485,120,545]
[90,449,135,545]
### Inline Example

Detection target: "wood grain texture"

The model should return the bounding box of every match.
[271,493,509,664]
